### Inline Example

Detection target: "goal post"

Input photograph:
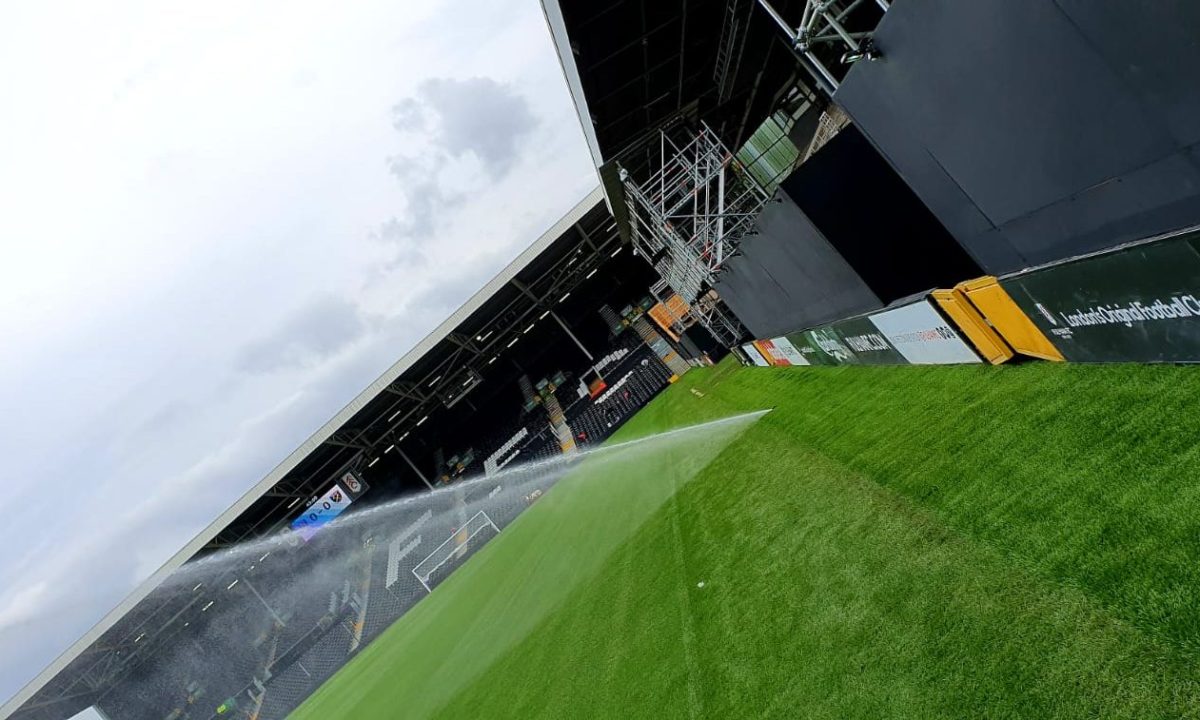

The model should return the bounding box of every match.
[411,510,500,592]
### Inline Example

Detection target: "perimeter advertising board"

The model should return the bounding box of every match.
[783,317,905,365]
[870,301,982,364]
[830,316,908,365]
[755,339,807,367]
[782,330,843,366]
[775,298,980,366]
[741,343,771,366]
[999,230,1200,362]
[768,336,810,366]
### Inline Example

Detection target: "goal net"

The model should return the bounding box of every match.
[411,510,500,592]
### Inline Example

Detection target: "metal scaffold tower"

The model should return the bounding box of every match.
[622,124,766,345]
[690,290,749,347]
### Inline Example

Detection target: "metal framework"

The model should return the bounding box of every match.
[756,0,888,94]
[691,290,749,347]
[647,279,691,338]
[622,123,763,343]
[647,279,747,348]
[714,0,755,104]
[801,104,852,162]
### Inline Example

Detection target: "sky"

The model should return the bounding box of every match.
[0,0,596,705]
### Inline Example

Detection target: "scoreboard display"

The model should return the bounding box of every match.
[290,471,368,541]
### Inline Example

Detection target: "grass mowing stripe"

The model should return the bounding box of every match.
[665,362,1200,662]
[439,393,1200,718]
[665,456,704,720]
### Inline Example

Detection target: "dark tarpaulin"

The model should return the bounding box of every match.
[835,0,1200,274]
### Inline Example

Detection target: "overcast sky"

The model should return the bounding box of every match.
[0,0,595,705]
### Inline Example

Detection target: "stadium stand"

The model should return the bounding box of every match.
[482,428,528,476]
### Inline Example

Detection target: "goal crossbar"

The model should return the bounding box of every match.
[411,510,499,592]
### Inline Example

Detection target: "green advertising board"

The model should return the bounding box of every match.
[1000,229,1200,363]
[782,331,826,365]
[784,315,908,366]
[828,316,909,365]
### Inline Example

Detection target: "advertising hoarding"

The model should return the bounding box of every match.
[784,318,904,366]
[741,343,771,366]
[869,300,982,365]
[768,336,810,366]
[828,316,908,365]
[753,340,787,366]
[773,298,982,367]
[1000,230,1200,362]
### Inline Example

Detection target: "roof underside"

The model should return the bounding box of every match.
[548,0,815,178]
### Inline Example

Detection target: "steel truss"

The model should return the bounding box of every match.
[756,0,888,94]
[691,291,749,347]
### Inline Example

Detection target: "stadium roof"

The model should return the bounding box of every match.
[543,0,813,176]
[6,186,643,720]
[542,0,819,238]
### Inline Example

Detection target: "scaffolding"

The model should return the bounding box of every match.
[648,279,691,338]
[801,104,852,162]
[690,291,748,347]
[647,279,748,349]
[621,124,766,344]
[714,0,755,104]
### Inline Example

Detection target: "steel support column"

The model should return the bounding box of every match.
[397,447,435,491]
[550,310,594,362]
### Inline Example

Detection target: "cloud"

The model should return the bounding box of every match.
[390,97,425,133]
[0,583,48,632]
[406,260,503,318]
[376,179,455,243]
[134,399,194,439]
[0,0,599,705]
[235,296,367,374]
[396,77,539,179]
[379,77,539,247]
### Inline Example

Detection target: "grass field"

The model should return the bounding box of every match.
[292,360,1200,719]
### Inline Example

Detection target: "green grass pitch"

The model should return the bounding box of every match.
[292,360,1200,719]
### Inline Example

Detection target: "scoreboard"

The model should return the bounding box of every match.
[289,471,368,541]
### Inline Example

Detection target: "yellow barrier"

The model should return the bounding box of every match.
[956,276,1065,362]
[930,288,1015,365]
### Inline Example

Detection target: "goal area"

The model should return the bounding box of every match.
[411,510,500,592]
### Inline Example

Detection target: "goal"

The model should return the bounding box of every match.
[411,510,500,592]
